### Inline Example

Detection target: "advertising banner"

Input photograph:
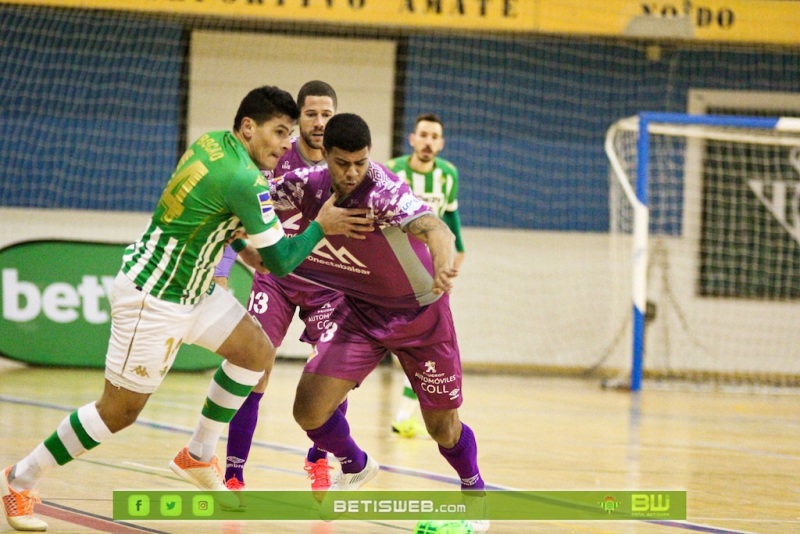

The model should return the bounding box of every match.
[113,489,688,521]
[0,240,252,370]
[1,0,798,44]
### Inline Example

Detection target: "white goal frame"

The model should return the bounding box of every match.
[605,111,800,391]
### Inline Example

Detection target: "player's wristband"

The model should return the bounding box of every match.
[231,238,248,253]
[214,245,238,278]
[256,220,325,277]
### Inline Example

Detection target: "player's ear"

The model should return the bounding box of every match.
[407,132,415,147]
[240,117,254,139]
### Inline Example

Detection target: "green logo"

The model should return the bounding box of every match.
[127,495,150,516]
[160,495,182,517]
[192,495,214,516]
[598,495,620,514]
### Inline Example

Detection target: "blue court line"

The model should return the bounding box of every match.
[646,520,760,533]
[0,394,757,533]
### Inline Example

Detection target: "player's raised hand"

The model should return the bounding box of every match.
[314,192,374,240]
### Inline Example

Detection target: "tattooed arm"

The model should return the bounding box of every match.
[406,213,458,295]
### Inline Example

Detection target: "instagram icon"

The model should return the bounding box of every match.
[192,495,214,517]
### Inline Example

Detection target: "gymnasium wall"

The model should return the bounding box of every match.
[1,5,798,376]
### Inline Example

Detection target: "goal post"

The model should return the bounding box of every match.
[606,112,800,391]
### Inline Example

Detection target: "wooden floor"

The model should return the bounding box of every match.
[1,356,798,534]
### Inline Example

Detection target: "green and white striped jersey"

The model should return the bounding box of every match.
[385,155,459,218]
[122,131,285,304]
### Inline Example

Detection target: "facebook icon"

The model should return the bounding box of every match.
[128,495,150,516]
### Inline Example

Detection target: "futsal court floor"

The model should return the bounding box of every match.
[1,356,798,534]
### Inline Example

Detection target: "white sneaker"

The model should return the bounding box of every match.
[464,492,490,533]
[469,520,490,533]
[169,448,243,511]
[319,455,380,520]
[330,454,380,491]
[2,466,47,532]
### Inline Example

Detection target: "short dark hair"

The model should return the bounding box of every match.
[414,113,444,132]
[233,86,299,130]
[323,113,371,152]
[297,80,338,110]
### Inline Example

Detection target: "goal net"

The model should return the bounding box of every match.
[606,112,800,390]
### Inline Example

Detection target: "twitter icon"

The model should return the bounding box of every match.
[160,495,182,517]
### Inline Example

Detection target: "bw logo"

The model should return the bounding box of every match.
[632,493,670,513]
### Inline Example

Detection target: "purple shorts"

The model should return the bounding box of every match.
[304,294,463,410]
[249,272,343,347]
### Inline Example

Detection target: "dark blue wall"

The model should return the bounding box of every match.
[400,37,800,231]
[1,6,798,233]
[0,7,183,212]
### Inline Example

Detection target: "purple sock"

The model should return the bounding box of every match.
[306,408,366,474]
[307,399,349,463]
[438,423,484,491]
[225,391,264,483]
[306,397,347,464]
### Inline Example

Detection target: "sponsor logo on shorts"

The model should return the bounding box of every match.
[308,302,336,334]
[131,365,150,378]
[414,363,458,400]
[308,302,335,322]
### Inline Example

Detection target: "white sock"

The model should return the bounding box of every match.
[11,403,112,491]
[188,361,262,462]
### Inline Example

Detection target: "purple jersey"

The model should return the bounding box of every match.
[214,137,342,346]
[275,136,321,176]
[270,161,438,309]
[256,137,333,298]
[250,138,341,346]
[213,137,324,278]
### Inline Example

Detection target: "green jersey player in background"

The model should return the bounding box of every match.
[1,85,372,531]
[387,113,465,269]
[385,113,466,439]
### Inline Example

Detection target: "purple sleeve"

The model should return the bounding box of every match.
[370,163,433,227]
[214,245,238,277]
